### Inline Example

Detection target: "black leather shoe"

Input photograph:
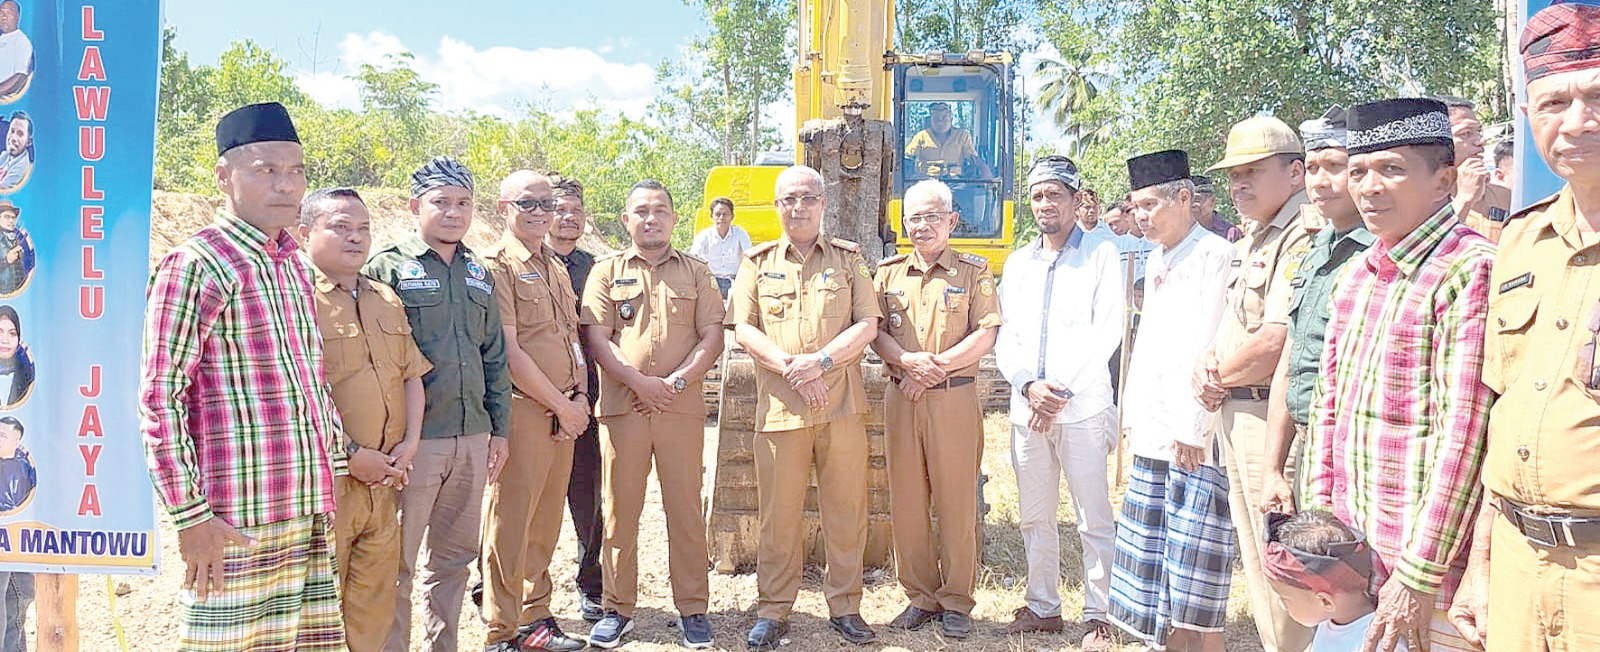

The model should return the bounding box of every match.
[829,614,877,645]
[746,618,788,651]
[887,605,942,630]
[940,611,973,639]
[579,594,604,623]
[521,618,587,652]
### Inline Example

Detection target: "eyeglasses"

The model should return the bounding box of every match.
[508,198,558,213]
[777,194,823,209]
[904,211,952,226]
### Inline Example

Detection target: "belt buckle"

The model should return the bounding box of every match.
[1516,510,1567,547]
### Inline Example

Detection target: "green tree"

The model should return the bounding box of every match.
[896,0,1035,54]
[657,0,794,165]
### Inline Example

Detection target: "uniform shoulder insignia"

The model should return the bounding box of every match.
[958,252,988,267]
[1506,191,1561,223]
[745,241,778,257]
[879,253,909,266]
[830,237,861,253]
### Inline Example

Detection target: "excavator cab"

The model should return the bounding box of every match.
[889,54,1017,273]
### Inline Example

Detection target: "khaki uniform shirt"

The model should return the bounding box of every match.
[727,236,883,432]
[1483,188,1600,511]
[1214,192,1313,382]
[581,247,725,418]
[873,248,1000,379]
[484,232,583,409]
[312,268,433,451]
[1461,183,1511,244]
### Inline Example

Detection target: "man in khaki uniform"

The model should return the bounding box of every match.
[1194,115,1314,652]
[1450,7,1600,649]
[481,170,590,652]
[1440,96,1510,243]
[580,180,725,649]
[297,188,431,652]
[872,179,1000,640]
[728,165,884,649]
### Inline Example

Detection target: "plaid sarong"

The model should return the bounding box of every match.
[1110,456,1235,648]
[178,514,344,651]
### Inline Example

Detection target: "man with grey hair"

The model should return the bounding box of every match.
[728,164,883,648]
[296,187,431,652]
[995,155,1125,650]
[871,179,1000,639]
[1110,150,1236,652]
[365,156,513,652]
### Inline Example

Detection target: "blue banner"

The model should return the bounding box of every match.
[0,1,160,574]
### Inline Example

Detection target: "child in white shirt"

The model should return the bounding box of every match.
[1261,510,1404,652]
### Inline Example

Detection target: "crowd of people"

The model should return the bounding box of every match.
[31,4,1577,652]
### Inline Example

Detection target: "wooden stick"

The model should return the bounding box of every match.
[35,573,79,652]
[1116,251,1137,487]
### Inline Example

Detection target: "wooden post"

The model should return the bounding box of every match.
[35,573,78,652]
[1116,250,1138,487]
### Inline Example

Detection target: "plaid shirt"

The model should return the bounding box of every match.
[1303,206,1494,603]
[141,212,347,530]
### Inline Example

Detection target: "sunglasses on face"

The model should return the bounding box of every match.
[508,198,558,213]
[777,194,823,209]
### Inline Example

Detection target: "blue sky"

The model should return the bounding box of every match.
[161,0,1066,144]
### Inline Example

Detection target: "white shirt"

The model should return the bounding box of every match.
[0,30,31,81]
[996,227,1126,425]
[689,225,753,278]
[1314,612,1403,652]
[1112,232,1157,281]
[1122,225,1234,462]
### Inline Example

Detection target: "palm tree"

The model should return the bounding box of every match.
[1033,56,1113,157]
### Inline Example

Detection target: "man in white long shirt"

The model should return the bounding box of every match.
[688,196,753,298]
[995,155,1125,651]
[1108,150,1237,652]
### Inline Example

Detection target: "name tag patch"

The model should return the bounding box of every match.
[614,278,640,286]
[518,271,542,281]
[465,278,493,294]
[1498,272,1534,295]
[763,272,787,279]
[397,279,441,291]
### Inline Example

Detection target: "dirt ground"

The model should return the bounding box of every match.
[33,413,1265,652]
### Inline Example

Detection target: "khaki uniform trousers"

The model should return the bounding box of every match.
[1488,508,1600,651]
[334,476,401,652]
[754,414,868,620]
[386,434,488,652]
[1219,397,1315,652]
[599,411,710,617]
[885,381,982,615]
[482,397,576,644]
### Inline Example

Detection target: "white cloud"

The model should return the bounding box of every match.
[291,31,659,120]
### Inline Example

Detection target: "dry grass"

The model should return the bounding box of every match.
[48,412,1267,651]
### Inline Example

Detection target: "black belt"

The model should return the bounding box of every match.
[1500,498,1600,547]
[1229,387,1270,400]
[889,376,975,390]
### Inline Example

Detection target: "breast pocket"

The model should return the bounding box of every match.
[883,294,909,336]
[515,280,554,329]
[818,281,849,319]
[941,289,970,332]
[758,282,798,323]
[666,284,698,325]
[1382,322,1435,409]
[320,321,369,383]
[376,313,415,369]
[610,286,644,328]
[1240,263,1272,326]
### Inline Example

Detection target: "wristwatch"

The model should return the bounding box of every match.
[671,375,688,393]
[343,438,361,459]
[820,352,834,372]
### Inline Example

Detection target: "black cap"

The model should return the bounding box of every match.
[1189,175,1215,195]
[215,102,300,156]
[1127,150,1191,191]
[1346,98,1452,156]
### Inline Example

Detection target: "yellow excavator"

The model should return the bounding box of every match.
[701,0,1018,571]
